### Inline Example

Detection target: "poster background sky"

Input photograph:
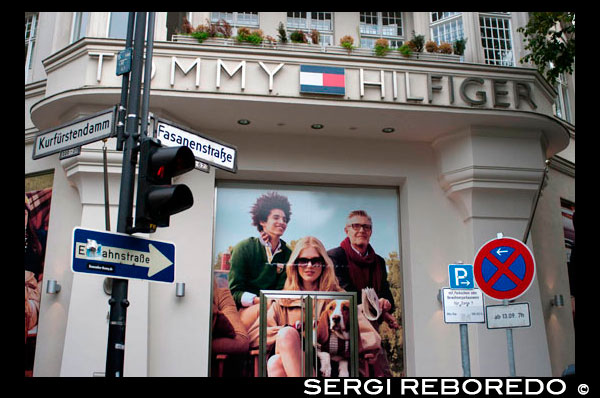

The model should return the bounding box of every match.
[213,182,400,262]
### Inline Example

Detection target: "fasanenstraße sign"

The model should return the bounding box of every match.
[154,118,237,173]
[32,107,116,160]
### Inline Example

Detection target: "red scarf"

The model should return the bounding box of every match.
[340,237,383,293]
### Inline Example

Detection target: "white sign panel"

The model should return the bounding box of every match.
[442,288,485,324]
[486,302,531,329]
[32,107,116,159]
[155,119,237,173]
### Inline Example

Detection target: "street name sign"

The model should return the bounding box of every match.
[449,264,474,289]
[71,227,175,283]
[441,288,485,324]
[473,236,536,301]
[486,302,531,329]
[116,47,132,76]
[32,107,116,160]
[154,118,238,173]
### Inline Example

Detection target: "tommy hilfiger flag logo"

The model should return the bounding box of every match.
[300,65,345,95]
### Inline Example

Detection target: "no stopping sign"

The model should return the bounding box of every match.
[473,236,536,300]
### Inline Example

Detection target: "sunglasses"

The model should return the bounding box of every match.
[348,223,372,231]
[295,257,326,267]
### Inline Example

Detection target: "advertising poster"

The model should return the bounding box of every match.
[25,175,53,377]
[210,181,403,377]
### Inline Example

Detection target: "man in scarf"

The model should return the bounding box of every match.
[327,210,399,330]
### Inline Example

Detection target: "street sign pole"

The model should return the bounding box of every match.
[106,12,148,378]
[504,299,516,376]
[115,12,135,152]
[456,261,471,377]
[495,232,516,377]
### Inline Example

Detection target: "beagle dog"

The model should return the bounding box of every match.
[316,299,351,377]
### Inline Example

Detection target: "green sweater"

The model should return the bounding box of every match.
[228,237,292,308]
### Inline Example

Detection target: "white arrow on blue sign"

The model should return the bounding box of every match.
[449,264,474,289]
[71,227,175,283]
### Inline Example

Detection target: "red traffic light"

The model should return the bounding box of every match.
[134,138,195,233]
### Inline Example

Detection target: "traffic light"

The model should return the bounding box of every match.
[134,137,195,233]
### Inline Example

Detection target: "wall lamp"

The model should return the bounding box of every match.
[551,294,565,307]
[176,282,186,297]
[46,279,61,294]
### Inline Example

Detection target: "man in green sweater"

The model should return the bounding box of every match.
[228,192,293,329]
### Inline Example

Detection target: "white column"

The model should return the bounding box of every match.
[59,139,149,377]
[432,126,553,376]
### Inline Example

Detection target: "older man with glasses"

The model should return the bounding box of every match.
[327,210,399,329]
[327,210,399,376]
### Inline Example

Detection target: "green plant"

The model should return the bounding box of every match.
[340,35,354,52]
[425,40,438,53]
[236,27,250,41]
[517,12,575,85]
[374,38,390,56]
[411,31,425,52]
[290,29,307,43]
[398,43,413,57]
[453,38,467,56]
[438,42,453,54]
[236,27,263,45]
[277,22,287,43]
[191,30,209,43]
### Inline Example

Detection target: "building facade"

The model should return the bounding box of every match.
[25,12,575,377]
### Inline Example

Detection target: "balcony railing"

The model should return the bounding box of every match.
[172,35,462,63]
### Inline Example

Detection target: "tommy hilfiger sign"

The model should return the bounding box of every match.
[88,54,539,111]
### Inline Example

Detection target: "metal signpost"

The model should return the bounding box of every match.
[443,262,484,377]
[32,11,237,378]
[473,233,536,376]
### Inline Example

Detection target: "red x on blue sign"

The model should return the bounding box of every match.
[473,236,536,300]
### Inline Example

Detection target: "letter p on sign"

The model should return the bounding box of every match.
[449,264,474,289]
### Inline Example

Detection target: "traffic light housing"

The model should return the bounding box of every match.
[134,137,195,233]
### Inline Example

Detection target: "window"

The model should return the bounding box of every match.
[167,12,191,41]
[25,12,38,82]
[479,13,514,66]
[359,12,404,49]
[430,12,464,45]
[71,12,90,43]
[287,12,333,45]
[211,12,259,27]
[108,12,129,39]
[554,73,572,123]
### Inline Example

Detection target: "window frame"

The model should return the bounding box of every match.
[429,12,464,45]
[211,12,259,27]
[107,11,130,39]
[286,12,334,45]
[359,12,404,49]
[554,73,572,123]
[25,12,38,82]
[258,290,360,377]
[479,12,515,66]
[70,12,90,43]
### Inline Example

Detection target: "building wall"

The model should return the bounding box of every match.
[25,11,574,377]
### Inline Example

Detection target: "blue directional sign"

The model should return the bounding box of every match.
[71,227,175,283]
[449,264,474,289]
